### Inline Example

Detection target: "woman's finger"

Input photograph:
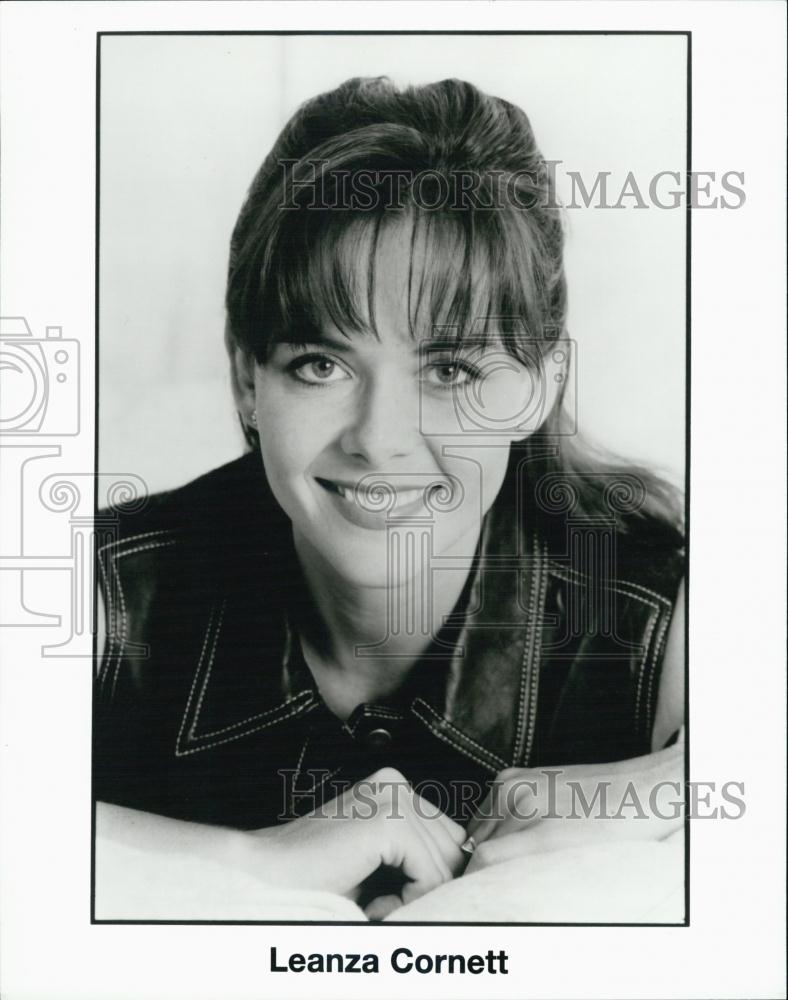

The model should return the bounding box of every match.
[374,785,448,893]
[468,773,545,845]
[466,813,497,846]
[466,781,504,841]
[400,863,446,907]
[397,825,448,899]
[467,789,515,845]
[416,815,464,876]
[365,894,403,921]
[464,799,487,839]
[411,794,465,872]
[411,791,467,845]
[404,799,453,884]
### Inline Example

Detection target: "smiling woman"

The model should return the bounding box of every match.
[95,73,685,922]
[240,221,545,591]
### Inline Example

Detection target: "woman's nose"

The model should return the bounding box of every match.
[339,378,420,465]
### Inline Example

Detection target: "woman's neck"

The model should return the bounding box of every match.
[291,527,478,716]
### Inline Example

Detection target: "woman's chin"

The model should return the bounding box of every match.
[297,530,432,591]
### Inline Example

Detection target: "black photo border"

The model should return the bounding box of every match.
[91,28,692,928]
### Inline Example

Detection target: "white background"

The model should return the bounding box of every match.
[99,32,686,492]
[0,3,785,1000]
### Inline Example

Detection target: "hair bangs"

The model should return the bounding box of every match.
[258,202,559,363]
[402,208,558,363]
[256,213,376,353]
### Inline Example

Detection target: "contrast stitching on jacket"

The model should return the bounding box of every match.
[605,576,674,608]
[190,598,227,736]
[294,735,310,776]
[97,546,120,693]
[314,767,342,790]
[417,702,508,767]
[177,694,315,755]
[175,600,219,752]
[96,549,116,692]
[633,606,660,734]
[548,559,667,745]
[293,768,344,805]
[175,601,316,754]
[514,535,542,766]
[184,599,304,741]
[412,705,502,774]
[359,705,406,722]
[96,532,176,671]
[522,540,549,766]
[107,551,127,700]
[546,559,673,607]
[644,607,673,736]
[343,705,406,740]
[513,538,536,764]
[103,538,179,699]
[97,528,176,554]
[547,566,662,615]
[192,692,321,740]
[291,736,343,801]
[412,700,507,772]
[108,538,178,561]
[546,561,671,609]
[176,698,315,756]
[366,705,405,719]
[99,531,179,694]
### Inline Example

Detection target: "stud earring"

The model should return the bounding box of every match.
[250,411,258,426]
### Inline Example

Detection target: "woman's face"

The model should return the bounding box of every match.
[252,223,552,589]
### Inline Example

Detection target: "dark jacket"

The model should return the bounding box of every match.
[94,452,684,828]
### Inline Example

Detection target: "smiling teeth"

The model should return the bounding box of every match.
[333,484,433,506]
[388,488,427,506]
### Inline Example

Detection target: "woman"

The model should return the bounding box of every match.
[95,76,685,919]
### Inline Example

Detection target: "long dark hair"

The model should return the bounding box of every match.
[225,76,683,552]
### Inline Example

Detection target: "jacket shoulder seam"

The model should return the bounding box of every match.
[546,561,673,609]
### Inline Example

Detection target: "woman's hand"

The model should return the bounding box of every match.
[98,767,464,919]
[244,767,465,916]
[464,734,684,875]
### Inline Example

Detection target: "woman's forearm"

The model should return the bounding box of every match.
[95,769,466,919]
[97,802,247,865]
[95,801,285,919]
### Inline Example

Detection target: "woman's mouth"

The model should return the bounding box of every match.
[318,478,432,505]
[314,476,451,530]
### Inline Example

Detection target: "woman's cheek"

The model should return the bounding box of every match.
[259,389,320,445]
[419,395,466,438]
[441,442,511,504]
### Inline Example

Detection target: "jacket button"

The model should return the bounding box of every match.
[365,727,393,749]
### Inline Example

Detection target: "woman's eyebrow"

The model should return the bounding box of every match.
[422,336,491,352]
[281,332,358,353]
[279,334,495,355]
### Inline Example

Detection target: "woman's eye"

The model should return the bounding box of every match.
[425,361,481,389]
[288,354,350,386]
